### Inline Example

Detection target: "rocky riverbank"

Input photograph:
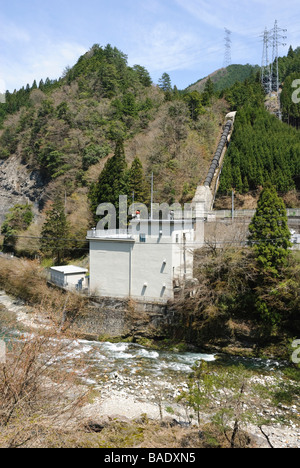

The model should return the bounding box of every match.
[0,290,299,449]
[80,372,300,448]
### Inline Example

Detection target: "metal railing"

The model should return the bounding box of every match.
[87,229,133,239]
[208,209,300,219]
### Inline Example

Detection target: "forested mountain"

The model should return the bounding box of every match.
[1,40,300,257]
[187,64,259,94]
[218,101,300,195]
[217,55,300,202]
[0,43,227,256]
[280,46,300,127]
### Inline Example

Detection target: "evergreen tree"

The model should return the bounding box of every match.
[40,198,69,264]
[287,45,295,59]
[183,91,205,120]
[158,72,172,92]
[248,184,292,325]
[201,77,215,106]
[1,204,33,253]
[132,65,152,87]
[89,140,128,226]
[158,72,173,100]
[248,184,292,274]
[127,157,150,206]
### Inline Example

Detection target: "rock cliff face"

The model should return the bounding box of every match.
[0,156,45,226]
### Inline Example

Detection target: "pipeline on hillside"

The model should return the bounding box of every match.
[204,120,233,188]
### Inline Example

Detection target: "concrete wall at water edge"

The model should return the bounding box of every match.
[69,296,171,341]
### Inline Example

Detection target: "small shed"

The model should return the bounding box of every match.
[50,265,88,290]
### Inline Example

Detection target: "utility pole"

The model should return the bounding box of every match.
[151,172,154,220]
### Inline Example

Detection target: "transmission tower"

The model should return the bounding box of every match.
[270,20,287,93]
[223,28,232,68]
[261,27,272,95]
[260,21,287,98]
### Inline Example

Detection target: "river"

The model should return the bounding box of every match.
[0,290,299,447]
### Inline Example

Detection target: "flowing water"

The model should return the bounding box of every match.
[1,292,299,447]
[0,291,290,407]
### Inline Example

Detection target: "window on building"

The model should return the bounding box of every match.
[140,234,146,243]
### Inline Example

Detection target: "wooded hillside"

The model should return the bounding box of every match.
[217,62,300,203]
[0,43,227,257]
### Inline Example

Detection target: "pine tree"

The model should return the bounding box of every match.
[127,157,150,205]
[183,91,205,120]
[40,198,70,264]
[201,77,215,106]
[158,73,172,92]
[248,184,292,325]
[248,183,292,274]
[89,140,128,226]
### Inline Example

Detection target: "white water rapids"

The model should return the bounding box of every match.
[0,290,216,407]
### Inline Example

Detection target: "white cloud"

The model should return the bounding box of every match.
[29,41,87,78]
[1,40,87,91]
[175,0,226,31]
[128,22,201,73]
[174,0,300,37]
[0,16,31,43]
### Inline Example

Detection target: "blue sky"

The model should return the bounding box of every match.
[1,0,300,93]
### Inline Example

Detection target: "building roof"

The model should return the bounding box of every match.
[50,265,88,275]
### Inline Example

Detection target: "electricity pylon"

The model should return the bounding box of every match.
[223,28,232,68]
[271,20,287,93]
[261,21,287,97]
[261,27,272,95]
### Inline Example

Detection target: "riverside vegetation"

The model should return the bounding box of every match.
[0,255,299,448]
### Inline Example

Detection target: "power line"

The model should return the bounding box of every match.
[0,234,298,248]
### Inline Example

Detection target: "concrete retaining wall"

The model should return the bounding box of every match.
[69,296,170,341]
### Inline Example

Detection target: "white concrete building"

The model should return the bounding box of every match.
[291,229,300,250]
[87,217,195,303]
[50,265,88,291]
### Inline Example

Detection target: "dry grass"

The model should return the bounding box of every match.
[0,257,92,448]
[0,257,88,330]
[15,416,255,448]
[0,328,90,448]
